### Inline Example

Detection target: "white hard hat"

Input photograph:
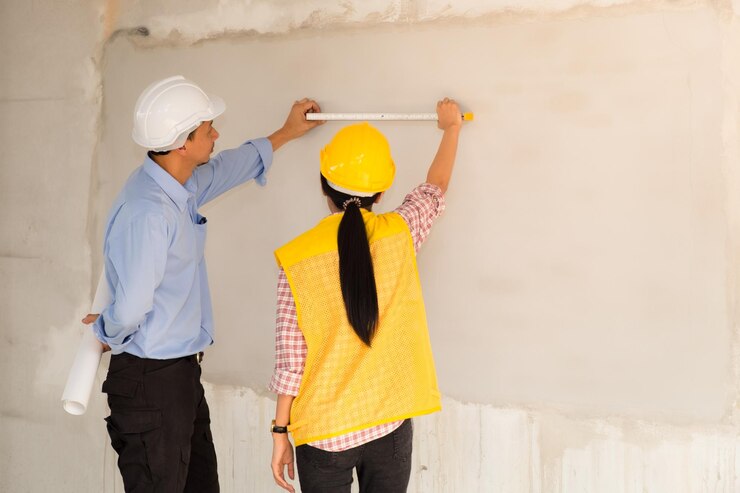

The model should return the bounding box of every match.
[132,75,225,151]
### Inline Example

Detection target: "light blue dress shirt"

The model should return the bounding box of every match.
[92,138,273,359]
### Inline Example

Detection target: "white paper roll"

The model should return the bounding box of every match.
[61,270,112,415]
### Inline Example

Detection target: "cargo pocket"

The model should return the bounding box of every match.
[106,409,162,434]
[102,376,142,409]
[199,424,219,479]
[103,376,138,397]
[104,409,162,490]
[177,447,190,491]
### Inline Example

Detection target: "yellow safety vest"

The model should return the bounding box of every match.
[275,209,441,446]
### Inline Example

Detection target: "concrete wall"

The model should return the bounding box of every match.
[2,1,740,492]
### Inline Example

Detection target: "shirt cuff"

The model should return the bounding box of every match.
[91,315,133,353]
[247,137,274,186]
[418,182,444,198]
[415,182,446,217]
[91,316,111,344]
[268,370,302,396]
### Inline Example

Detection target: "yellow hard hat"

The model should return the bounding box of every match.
[320,123,395,196]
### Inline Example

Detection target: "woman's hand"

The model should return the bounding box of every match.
[271,434,296,492]
[436,97,462,131]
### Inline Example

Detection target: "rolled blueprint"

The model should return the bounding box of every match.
[61,270,112,415]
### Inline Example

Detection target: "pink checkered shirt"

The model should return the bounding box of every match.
[268,183,445,451]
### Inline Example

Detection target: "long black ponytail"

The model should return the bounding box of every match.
[321,175,381,346]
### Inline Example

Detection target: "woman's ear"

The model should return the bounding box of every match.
[327,196,341,213]
[374,192,384,204]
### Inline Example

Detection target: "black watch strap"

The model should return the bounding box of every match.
[271,419,288,434]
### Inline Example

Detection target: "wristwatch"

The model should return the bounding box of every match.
[271,419,288,434]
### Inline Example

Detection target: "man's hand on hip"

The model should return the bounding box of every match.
[81,313,111,352]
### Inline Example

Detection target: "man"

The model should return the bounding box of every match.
[82,75,322,492]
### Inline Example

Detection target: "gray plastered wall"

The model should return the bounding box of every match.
[2,1,740,491]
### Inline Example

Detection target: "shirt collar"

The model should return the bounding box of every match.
[143,157,193,212]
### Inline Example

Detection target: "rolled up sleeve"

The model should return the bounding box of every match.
[394,183,446,252]
[268,269,306,396]
[194,137,274,206]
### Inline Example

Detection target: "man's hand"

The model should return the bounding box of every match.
[81,313,111,352]
[271,434,296,492]
[268,98,324,151]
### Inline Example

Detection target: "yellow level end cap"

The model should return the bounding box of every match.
[463,112,474,121]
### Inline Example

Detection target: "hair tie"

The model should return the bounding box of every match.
[342,197,362,210]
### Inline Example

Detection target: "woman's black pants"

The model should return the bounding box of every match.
[296,419,413,493]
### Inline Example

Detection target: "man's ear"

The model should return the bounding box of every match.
[174,145,187,156]
[374,192,384,204]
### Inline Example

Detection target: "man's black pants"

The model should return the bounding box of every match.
[296,419,413,493]
[102,352,219,493]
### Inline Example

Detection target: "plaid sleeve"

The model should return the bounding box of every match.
[268,269,306,396]
[394,183,446,252]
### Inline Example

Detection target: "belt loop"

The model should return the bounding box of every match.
[197,351,204,364]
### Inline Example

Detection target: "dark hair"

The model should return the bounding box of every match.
[147,127,198,158]
[321,175,382,346]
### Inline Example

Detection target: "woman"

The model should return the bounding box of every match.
[270,99,463,493]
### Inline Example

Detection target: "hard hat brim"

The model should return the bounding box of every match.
[208,94,226,121]
[324,179,380,197]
